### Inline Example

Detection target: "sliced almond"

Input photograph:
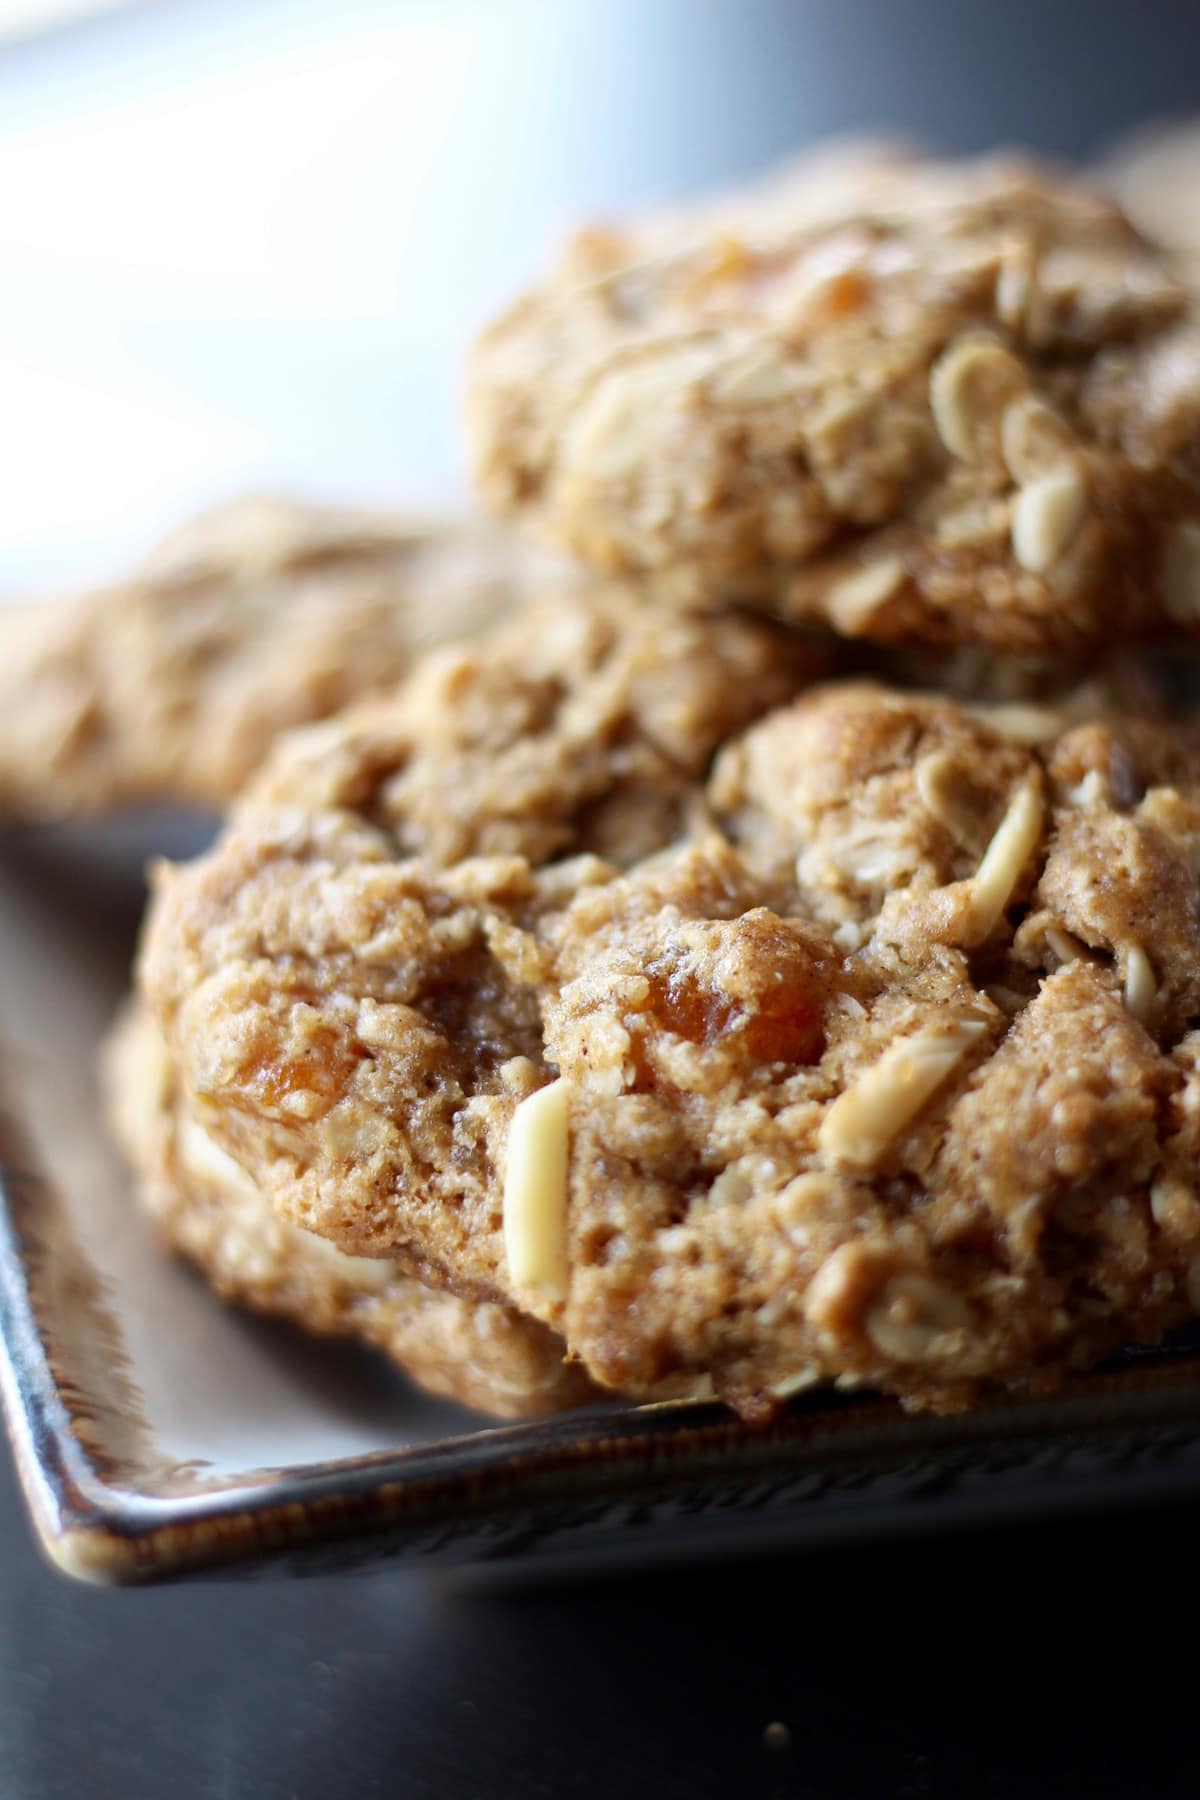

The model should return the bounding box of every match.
[1122,942,1157,1025]
[865,1272,972,1363]
[818,1019,987,1170]
[502,1078,572,1304]
[963,776,1044,943]
[826,556,906,632]
[1000,394,1077,484]
[929,332,1029,462]
[1011,468,1087,573]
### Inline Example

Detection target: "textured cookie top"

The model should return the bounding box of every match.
[139,587,1200,1419]
[0,494,549,819]
[241,576,819,866]
[469,148,1200,653]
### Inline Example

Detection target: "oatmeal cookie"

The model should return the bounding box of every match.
[103,1001,594,1418]
[0,494,550,820]
[136,586,1200,1420]
[1100,119,1200,281]
[469,148,1200,653]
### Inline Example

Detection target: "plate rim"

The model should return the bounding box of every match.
[9,1133,1200,1585]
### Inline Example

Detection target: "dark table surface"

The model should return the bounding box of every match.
[1,1440,1193,1800]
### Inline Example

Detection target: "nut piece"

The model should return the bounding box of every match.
[994,242,1036,333]
[962,700,1065,745]
[502,1077,572,1304]
[817,1020,987,1169]
[963,775,1044,943]
[1000,395,1077,484]
[803,1240,878,1336]
[1045,922,1087,965]
[178,1114,260,1206]
[770,1368,822,1400]
[865,1272,973,1363]
[713,346,795,405]
[1161,520,1200,622]
[915,748,983,849]
[1011,468,1087,573]
[929,332,1029,462]
[826,557,906,632]
[1122,942,1157,1025]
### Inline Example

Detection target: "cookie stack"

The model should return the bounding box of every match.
[108,146,1200,1421]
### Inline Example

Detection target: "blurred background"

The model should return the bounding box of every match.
[3,0,1200,591]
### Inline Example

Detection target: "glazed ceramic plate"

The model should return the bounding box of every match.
[4,819,1200,1587]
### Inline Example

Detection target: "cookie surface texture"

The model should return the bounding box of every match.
[469,150,1200,653]
[0,495,547,819]
[103,1002,594,1419]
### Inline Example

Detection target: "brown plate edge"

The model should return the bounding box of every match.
[7,1123,1200,1586]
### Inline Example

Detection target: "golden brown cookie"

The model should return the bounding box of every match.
[133,581,1200,1420]
[469,148,1200,654]
[102,1001,595,1418]
[1099,119,1200,282]
[0,494,552,820]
